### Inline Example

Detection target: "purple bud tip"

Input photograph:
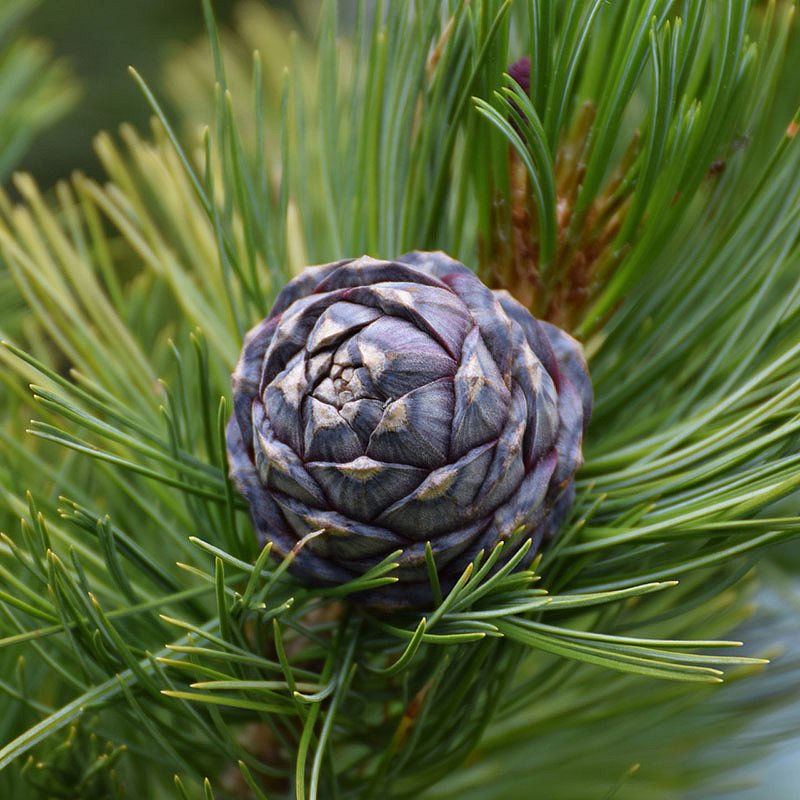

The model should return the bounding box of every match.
[508,56,531,96]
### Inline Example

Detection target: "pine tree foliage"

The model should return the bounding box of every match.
[1,1,799,798]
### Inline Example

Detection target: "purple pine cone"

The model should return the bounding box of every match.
[226,252,591,609]
[508,56,531,97]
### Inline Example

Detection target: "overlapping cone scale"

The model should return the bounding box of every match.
[227,251,592,609]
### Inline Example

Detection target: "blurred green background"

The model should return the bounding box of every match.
[16,0,299,188]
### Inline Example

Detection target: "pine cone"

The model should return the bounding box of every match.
[226,251,591,608]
